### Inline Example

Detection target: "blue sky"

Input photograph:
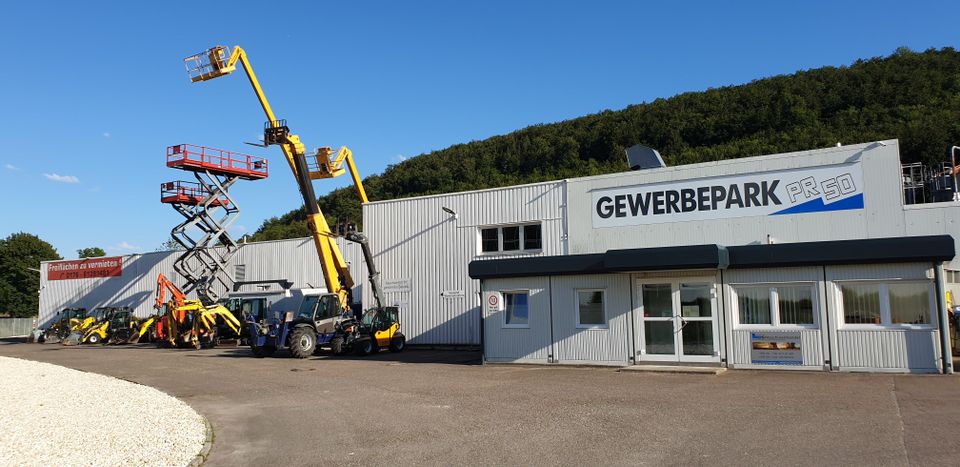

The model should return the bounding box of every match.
[1,1,958,258]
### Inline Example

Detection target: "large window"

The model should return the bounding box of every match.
[734,284,815,327]
[840,281,933,326]
[503,292,529,327]
[576,289,606,328]
[479,223,542,254]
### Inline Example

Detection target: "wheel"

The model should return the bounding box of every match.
[354,337,374,356]
[369,336,380,354]
[330,336,344,355]
[251,345,276,358]
[288,327,316,359]
[389,334,406,353]
[87,334,101,345]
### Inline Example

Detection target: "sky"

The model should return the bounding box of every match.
[1,1,958,259]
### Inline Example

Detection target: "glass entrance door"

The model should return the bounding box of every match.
[636,279,719,363]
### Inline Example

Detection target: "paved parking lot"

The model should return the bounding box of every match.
[1,341,958,466]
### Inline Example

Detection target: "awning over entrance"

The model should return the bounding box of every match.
[468,235,955,279]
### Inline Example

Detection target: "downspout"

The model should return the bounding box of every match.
[934,263,953,374]
[548,275,556,364]
[822,266,835,371]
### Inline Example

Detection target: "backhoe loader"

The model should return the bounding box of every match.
[154,273,242,349]
[42,308,87,343]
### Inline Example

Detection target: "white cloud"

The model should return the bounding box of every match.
[108,241,140,252]
[43,173,80,184]
[4,163,19,171]
[393,154,407,163]
[102,132,111,138]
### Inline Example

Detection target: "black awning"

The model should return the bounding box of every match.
[468,235,955,280]
[469,244,726,280]
[726,235,955,268]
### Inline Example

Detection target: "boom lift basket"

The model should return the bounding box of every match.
[184,46,234,82]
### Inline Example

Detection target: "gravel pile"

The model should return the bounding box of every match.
[0,356,206,467]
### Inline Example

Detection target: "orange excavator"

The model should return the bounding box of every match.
[154,273,241,349]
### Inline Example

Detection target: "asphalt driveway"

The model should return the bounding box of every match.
[1,341,957,466]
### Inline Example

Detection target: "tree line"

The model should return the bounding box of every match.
[251,47,960,240]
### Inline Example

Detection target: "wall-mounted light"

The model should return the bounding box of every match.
[441,206,458,220]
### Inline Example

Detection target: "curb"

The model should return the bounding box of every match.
[188,417,215,467]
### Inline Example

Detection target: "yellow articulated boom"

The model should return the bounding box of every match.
[184,45,369,312]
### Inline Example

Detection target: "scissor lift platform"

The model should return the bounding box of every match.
[167,144,268,180]
[160,181,229,207]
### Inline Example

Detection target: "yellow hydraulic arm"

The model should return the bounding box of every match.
[184,45,366,308]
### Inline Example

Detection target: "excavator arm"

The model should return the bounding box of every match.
[185,45,354,309]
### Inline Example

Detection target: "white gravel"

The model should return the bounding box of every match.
[0,357,206,467]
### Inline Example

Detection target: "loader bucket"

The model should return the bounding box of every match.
[61,331,83,346]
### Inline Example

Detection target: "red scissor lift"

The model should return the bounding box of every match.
[161,144,268,304]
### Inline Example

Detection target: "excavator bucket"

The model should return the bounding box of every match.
[61,331,82,346]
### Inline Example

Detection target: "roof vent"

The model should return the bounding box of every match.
[625,144,666,171]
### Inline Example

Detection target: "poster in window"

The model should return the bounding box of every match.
[750,331,802,365]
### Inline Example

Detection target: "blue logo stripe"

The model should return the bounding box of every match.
[770,193,864,216]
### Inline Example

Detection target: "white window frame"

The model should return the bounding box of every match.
[575,288,608,329]
[501,290,531,329]
[477,222,544,255]
[731,282,819,330]
[836,279,936,330]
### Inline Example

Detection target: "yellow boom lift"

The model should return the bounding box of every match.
[184,45,404,356]
[184,45,368,313]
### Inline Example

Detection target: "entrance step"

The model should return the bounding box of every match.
[619,365,727,375]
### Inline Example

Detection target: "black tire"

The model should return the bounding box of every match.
[87,334,101,345]
[288,327,316,359]
[354,337,374,356]
[330,336,344,355]
[251,345,276,358]
[369,336,380,354]
[389,334,406,353]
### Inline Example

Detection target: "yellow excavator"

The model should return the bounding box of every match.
[185,45,404,357]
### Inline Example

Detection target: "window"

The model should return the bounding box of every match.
[477,223,543,254]
[503,292,529,327]
[502,226,520,251]
[734,284,815,327]
[523,224,542,250]
[840,281,933,326]
[480,228,499,253]
[576,290,606,328]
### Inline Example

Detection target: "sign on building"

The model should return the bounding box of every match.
[47,257,123,281]
[750,331,803,365]
[592,162,864,227]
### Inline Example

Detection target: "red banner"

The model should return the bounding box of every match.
[47,257,123,280]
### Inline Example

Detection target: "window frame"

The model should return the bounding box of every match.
[731,282,819,330]
[477,222,544,255]
[501,290,531,329]
[836,279,936,330]
[575,288,608,329]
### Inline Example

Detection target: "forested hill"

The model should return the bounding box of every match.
[252,47,960,240]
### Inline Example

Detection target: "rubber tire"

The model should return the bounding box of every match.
[369,337,380,354]
[288,327,316,359]
[330,336,344,355]
[354,337,374,356]
[251,345,276,358]
[87,334,101,345]
[390,334,406,353]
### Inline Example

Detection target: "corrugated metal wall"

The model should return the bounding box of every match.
[37,237,363,328]
[550,274,632,364]
[825,263,941,372]
[482,277,552,363]
[363,181,565,345]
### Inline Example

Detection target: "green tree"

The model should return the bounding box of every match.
[0,232,62,318]
[77,247,106,258]
[157,237,185,252]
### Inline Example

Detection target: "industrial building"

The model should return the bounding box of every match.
[39,140,960,372]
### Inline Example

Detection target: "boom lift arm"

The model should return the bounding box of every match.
[185,45,362,309]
